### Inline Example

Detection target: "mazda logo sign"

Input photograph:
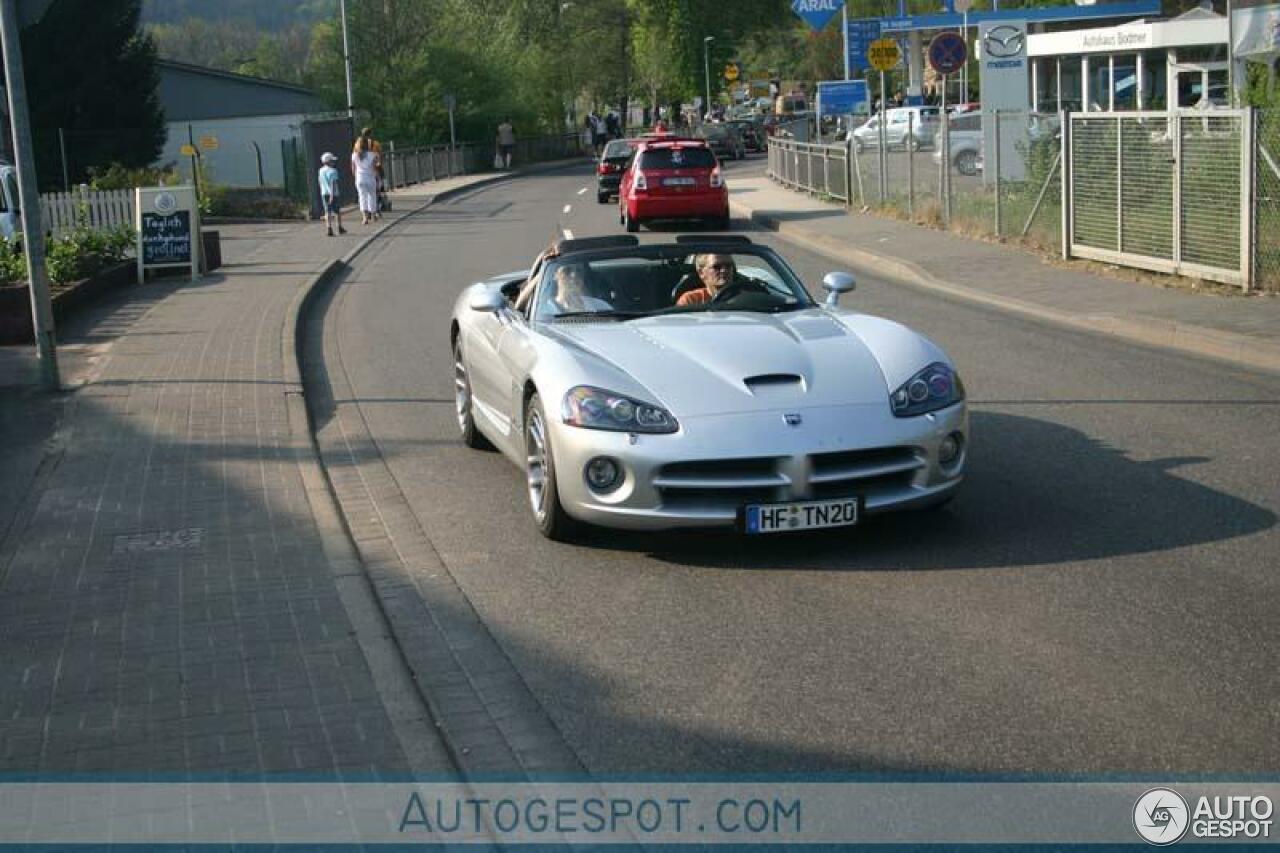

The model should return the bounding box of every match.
[983,25,1025,58]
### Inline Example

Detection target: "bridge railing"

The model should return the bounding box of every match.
[381,133,589,189]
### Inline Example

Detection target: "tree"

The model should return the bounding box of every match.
[19,0,165,189]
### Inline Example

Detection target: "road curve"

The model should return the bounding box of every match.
[308,158,1280,775]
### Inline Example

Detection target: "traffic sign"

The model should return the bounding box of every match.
[867,38,901,71]
[791,0,845,32]
[928,31,967,75]
[954,0,973,11]
[846,17,882,73]
[198,135,219,151]
[179,144,197,157]
[723,63,740,82]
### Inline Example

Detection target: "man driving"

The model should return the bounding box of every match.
[676,253,743,307]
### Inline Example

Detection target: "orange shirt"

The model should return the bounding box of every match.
[676,288,712,307]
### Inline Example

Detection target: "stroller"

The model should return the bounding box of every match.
[377,174,392,212]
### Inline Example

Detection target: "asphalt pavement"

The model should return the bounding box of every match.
[307,155,1280,775]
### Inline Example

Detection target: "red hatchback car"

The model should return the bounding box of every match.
[617,138,729,232]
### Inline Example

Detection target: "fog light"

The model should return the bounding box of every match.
[585,457,622,493]
[938,432,964,465]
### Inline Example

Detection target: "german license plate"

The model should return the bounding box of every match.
[664,177,696,186]
[743,498,859,534]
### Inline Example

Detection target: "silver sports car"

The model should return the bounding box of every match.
[450,235,967,540]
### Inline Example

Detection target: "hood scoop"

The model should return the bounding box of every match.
[744,373,806,399]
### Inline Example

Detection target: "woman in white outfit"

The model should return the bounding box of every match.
[351,137,379,225]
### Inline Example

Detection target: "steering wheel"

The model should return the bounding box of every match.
[670,273,702,304]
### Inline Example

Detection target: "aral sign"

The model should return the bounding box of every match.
[791,0,845,32]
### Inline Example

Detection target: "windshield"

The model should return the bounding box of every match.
[534,250,813,323]
[638,148,716,169]
[602,140,634,159]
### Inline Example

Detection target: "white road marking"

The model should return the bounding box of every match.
[563,228,574,239]
[577,187,588,195]
[563,204,573,213]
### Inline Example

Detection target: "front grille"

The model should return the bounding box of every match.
[655,457,788,512]
[653,447,924,512]
[809,446,924,501]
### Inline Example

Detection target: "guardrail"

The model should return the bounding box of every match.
[767,137,851,204]
[381,133,588,190]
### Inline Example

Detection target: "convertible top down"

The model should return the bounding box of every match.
[450,235,967,540]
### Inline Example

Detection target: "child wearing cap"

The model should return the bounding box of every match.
[318,152,346,237]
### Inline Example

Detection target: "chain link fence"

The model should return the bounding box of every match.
[1256,109,1280,293]
[768,108,1276,291]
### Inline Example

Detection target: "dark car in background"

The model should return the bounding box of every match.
[696,123,746,161]
[725,119,763,153]
[596,138,640,203]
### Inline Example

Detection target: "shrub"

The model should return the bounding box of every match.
[0,225,134,286]
[88,162,180,191]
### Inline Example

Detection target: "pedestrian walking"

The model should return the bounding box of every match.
[351,135,379,225]
[586,110,607,157]
[317,152,346,237]
[359,126,385,220]
[497,118,516,169]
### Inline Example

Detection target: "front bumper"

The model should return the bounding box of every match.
[627,191,729,221]
[550,401,967,531]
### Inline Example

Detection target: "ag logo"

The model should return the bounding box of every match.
[983,25,1024,58]
[153,191,177,214]
[1134,788,1190,846]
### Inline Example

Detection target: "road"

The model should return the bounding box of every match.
[307,155,1280,775]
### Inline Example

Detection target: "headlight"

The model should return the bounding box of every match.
[890,362,965,417]
[562,386,678,434]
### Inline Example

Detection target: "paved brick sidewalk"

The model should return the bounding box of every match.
[731,176,1280,374]
[0,176,489,775]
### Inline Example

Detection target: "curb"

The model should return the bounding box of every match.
[283,164,585,777]
[732,199,1280,376]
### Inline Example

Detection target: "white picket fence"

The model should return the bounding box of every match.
[39,187,134,237]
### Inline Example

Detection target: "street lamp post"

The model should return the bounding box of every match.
[339,0,355,117]
[703,36,715,121]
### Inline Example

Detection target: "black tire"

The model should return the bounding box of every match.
[710,214,730,231]
[624,208,640,233]
[524,393,576,541]
[454,339,491,450]
[955,150,978,177]
[597,191,609,204]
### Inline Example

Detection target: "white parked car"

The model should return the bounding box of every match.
[849,106,941,152]
[932,112,983,176]
[0,162,21,240]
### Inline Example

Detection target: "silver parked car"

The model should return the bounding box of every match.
[450,235,968,540]
[933,112,983,176]
[850,106,941,152]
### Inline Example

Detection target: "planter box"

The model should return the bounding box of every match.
[0,261,134,345]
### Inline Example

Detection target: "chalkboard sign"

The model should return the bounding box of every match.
[141,210,192,266]
[136,186,200,282]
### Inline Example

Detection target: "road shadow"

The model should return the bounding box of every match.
[560,409,1274,570]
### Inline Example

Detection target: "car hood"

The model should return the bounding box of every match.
[546,310,895,417]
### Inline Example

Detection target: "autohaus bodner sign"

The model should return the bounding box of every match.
[136,186,200,282]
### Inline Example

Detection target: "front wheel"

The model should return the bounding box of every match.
[597,190,609,204]
[525,393,576,541]
[454,339,491,450]
[955,150,978,177]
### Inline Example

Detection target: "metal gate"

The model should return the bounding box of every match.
[1065,110,1252,288]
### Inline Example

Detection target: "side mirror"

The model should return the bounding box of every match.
[821,272,856,307]
[469,289,508,313]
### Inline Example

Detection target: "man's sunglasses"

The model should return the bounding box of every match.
[704,263,735,272]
